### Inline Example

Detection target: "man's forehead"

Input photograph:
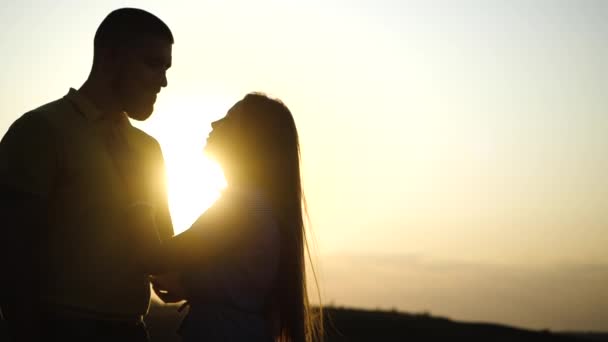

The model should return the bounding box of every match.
[135,37,172,59]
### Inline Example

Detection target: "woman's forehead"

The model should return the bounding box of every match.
[228,100,244,114]
[225,101,247,121]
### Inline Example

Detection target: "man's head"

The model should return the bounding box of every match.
[92,8,173,121]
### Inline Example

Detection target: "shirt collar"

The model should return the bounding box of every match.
[65,88,104,121]
[64,88,131,126]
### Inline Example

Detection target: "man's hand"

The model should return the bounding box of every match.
[150,273,187,304]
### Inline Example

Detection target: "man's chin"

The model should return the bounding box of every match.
[127,107,154,121]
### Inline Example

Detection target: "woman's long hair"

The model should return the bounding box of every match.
[232,93,322,342]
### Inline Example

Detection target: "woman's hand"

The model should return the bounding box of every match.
[150,273,187,303]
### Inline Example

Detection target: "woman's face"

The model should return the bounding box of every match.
[204,101,244,164]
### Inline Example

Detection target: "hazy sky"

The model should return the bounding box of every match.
[1,0,606,331]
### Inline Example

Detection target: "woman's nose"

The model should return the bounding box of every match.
[211,118,224,129]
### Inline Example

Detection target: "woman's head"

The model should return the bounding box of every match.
[205,93,300,193]
[205,93,322,342]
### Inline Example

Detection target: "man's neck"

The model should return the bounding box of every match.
[78,79,124,121]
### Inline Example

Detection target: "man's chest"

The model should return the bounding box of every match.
[53,122,155,207]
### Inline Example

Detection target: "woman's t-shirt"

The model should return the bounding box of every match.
[170,187,280,341]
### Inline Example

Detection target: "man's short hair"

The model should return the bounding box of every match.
[94,8,174,54]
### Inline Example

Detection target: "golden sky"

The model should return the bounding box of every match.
[1,0,607,331]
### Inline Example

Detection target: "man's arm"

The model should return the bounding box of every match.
[127,140,173,270]
[153,141,174,242]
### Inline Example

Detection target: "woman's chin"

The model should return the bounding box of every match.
[203,149,221,164]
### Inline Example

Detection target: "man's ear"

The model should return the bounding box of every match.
[94,46,124,75]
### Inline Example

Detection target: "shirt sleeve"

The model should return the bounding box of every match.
[150,140,174,241]
[0,112,57,197]
[132,140,175,274]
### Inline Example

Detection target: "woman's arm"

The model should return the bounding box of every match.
[141,192,242,275]
[145,194,241,304]
[161,195,242,271]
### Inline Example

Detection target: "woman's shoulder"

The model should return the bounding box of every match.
[234,187,274,214]
[191,187,277,233]
[213,187,274,214]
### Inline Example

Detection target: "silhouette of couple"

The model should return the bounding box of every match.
[0,8,319,342]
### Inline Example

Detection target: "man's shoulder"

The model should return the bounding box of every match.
[3,97,68,138]
[29,95,73,116]
[16,96,74,128]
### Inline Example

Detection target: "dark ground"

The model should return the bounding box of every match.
[145,303,607,342]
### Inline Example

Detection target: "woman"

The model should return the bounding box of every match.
[145,93,321,341]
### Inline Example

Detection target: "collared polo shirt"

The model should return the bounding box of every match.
[0,88,173,316]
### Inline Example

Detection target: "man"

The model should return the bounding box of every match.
[0,8,174,341]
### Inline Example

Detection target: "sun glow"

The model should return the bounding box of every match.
[134,95,232,235]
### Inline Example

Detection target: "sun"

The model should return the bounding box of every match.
[164,149,226,235]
